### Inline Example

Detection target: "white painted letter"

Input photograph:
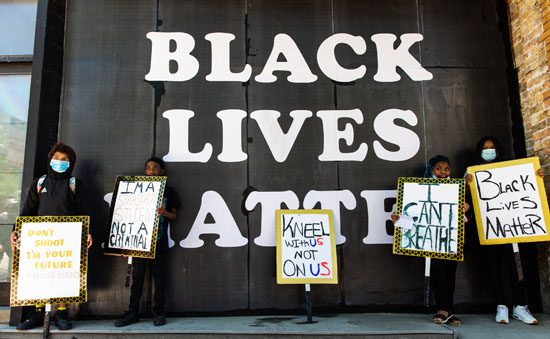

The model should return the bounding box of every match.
[217,109,248,162]
[245,191,300,247]
[205,33,252,82]
[317,109,368,161]
[371,33,433,82]
[145,32,199,81]
[373,109,420,161]
[255,34,318,83]
[317,33,366,82]
[250,110,313,162]
[303,190,356,245]
[162,110,213,163]
[180,191,248,248]
[360,190,396,244]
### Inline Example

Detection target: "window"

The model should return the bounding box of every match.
[0,74,31,225]
[0,0,37,291]
[0,0,37,55]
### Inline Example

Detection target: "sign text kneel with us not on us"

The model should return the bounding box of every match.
[276,209,338,284]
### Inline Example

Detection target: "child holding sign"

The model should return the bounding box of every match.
[392,155,468,325]
[466,136,544,325]
[115,157,181,327]
[10,143,92,331]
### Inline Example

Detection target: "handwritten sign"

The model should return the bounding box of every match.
[393,177,465,261]
[105,176,166,258]
[467,157,550,245]
[10,216,89,306]
[276,209,337,284]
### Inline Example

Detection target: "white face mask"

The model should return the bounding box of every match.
[481,148,497,162]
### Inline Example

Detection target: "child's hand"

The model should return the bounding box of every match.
[463,202,470,212]
[87,234,93,249]
[465,174,473,184]
[391,213,400,224]
[157,207,168,217]
[536,168,545,178]
[10,231,19,251]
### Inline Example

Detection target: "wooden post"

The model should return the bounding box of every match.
[305,284,313,323]
[42,304,51,339]
[125,256,133,287]
[424,258,431,307]
[512,243,524,281]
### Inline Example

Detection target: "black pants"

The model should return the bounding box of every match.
[129,251,166,315]
[431,259,457,313]
[486,244,527,306]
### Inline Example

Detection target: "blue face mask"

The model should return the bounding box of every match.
[481,148,497,162]
[50,159,70,173]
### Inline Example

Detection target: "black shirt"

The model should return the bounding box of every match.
[156,185,181,252]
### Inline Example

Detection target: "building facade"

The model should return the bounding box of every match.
[1,0,549,315]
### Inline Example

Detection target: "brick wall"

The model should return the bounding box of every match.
[508,0,550,177]
[507,0,550,313]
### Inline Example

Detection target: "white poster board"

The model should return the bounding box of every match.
[11,216,89,306]
[467,157,550,245]
[105,176,166,258]
[276,209,338,284]
[393,177,465,261]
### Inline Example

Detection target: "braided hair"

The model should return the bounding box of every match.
[424,155,451,178]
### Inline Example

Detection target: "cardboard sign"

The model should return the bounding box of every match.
[276,209,337,284]
[10,216,89,306]
[467,157,550,245]
[105,176,166,258]
[393,177,465,261]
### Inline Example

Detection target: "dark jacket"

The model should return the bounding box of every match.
[20,164,89,217]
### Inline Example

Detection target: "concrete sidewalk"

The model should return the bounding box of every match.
[0,313,548,338]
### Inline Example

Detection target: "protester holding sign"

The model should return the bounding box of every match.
[115,157,181,327]
[10,143,92,331]
[392,155,468,325]
[466,136,544,325]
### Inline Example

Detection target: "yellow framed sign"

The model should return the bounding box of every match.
[392,177,465,261]
[467,157,550,245]
[276,209,338,284]
[10,216,89,306]
[104,176,166,258]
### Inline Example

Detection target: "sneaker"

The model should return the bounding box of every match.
[16,308,45,330]
[114,311,139,327]
[54,309,72,330]
[153,314,166,326]
[512,305,538,325]
[495,305,509,324]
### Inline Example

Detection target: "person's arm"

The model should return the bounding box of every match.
[158,186,181,221]
[11,179,40,249]
[157,207,177,221]
[19,179,40,217]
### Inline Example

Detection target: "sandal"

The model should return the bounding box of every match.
[432,311,452,324]
[447,315,461,326]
